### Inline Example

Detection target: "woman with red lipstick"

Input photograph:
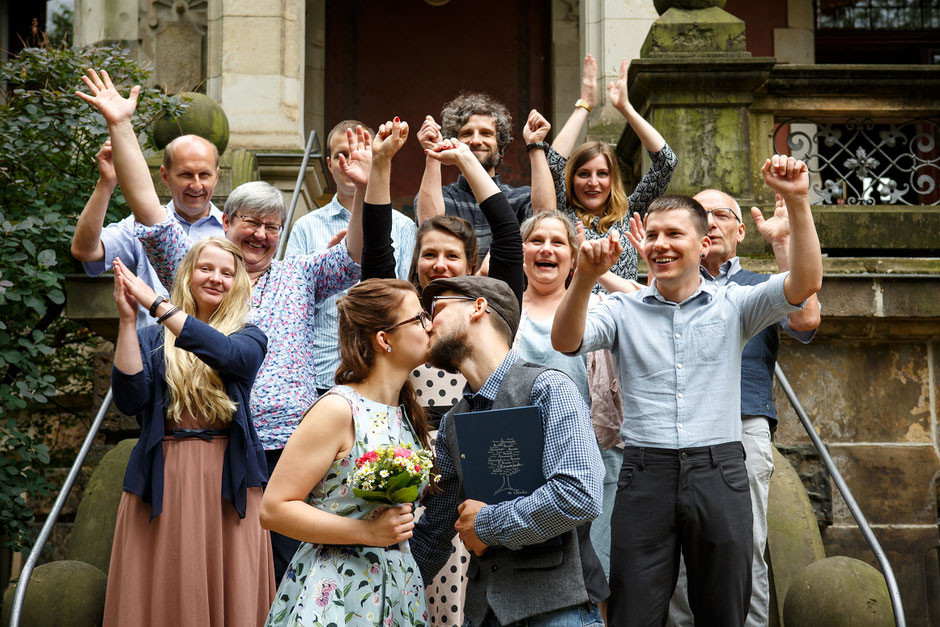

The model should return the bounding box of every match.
[533,56,677,293]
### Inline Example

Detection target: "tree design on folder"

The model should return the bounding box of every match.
[488,438,525,496]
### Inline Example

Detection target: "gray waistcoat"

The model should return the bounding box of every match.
[445,359,606,626]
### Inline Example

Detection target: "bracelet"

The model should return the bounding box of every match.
[526,142,549,153]
[575,98,593,113]
[156,305,181,325]
[148,295,166,317]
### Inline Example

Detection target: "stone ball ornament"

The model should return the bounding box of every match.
[153,91,230,155]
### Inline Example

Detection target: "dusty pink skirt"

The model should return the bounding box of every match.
[103,435,275,626]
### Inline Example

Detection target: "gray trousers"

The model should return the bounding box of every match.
[668,417,774,626]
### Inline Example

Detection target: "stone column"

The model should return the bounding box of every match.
[624,0,775,253]
[74,0,138,47]
[207,0,304,150]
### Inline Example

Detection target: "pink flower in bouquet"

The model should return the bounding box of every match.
[393,446,413,458]
[356,450,379,466]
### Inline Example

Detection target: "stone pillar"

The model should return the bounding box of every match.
[580,0,660,143]
[74,0,138,46]
[624,0,774,225]
[207,0,304,150]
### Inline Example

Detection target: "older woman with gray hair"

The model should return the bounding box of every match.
[77,68,365,586]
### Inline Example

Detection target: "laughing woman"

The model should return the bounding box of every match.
[105,238,273,626]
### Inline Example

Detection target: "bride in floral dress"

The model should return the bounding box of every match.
[261,278,435,626]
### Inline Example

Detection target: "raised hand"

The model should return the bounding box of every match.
[581,54,598,108]
[112,258,139,322]
[337,125,372,190]
[424,138,473,166]
[113,257,157,310]
[608,58,632,113]
[761,155,809,200]
[368,504,415,547]
[577,229,622,280]
[522,109,551,144]
[75,69,140,126]
[417,115,443,152]
[372,117,410,161]
[751,192,791,246]
[96,139,116,187]
[625,211,649,264]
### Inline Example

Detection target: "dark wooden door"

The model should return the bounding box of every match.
[326,0,552,210]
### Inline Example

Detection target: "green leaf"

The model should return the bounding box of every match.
[21,239,35,256]
[389,486,419,504]
[37,249,56,266]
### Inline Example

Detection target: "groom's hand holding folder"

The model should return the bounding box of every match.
[456,499,489,556]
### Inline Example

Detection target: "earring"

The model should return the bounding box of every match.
[386,346,392,353]
[701,253,706,258]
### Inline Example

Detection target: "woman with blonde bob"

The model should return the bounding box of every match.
[105,236,273,626]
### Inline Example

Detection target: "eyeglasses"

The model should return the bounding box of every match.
[233,213,284,235]
[705,208,741,223]
[429,295,478,321]
[383,311,431,333]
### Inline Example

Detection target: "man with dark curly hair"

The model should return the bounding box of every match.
[414,93,538,264]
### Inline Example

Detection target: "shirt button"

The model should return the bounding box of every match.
[674,333,681,339]
[678,423,684,429]
[677,363,683,369]
[680,452,688,460]
[677,392,683,399]
[676,305,681,310]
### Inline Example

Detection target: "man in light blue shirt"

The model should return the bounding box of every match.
[71,135,224,327]
[553,155,823,627]
[284,119,415,394]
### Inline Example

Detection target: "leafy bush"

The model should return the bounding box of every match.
[0,44,185,552]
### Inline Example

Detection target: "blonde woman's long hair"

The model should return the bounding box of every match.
[164,237,252,425]
[565,141,630,234]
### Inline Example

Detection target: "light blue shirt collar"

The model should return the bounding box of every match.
[166,199,224,228]
[639,276,715,306]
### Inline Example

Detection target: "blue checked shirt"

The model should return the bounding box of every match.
[284,194,416,389]
[576,273,801,449]
[415,174,532,263]
[82,200,224,328]
[413,351,603,582]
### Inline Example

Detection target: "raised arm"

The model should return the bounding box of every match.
[552,230,623,353]
[761,156,823,306]
[550,54,597,159]
[414,115,445,224]
[75,69,165,226]
[425,139,499,203]
[71,140,116,263]
[260,394,415,546]
[609,58,665,155]
[524,109,556,213]
[360,118,409,279]
[751,193,821,331]
[337,124,375,265]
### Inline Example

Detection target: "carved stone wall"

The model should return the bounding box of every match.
[139,0,208,93]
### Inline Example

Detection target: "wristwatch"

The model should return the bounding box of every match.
[575,98,593,113]
[148,295,166,317]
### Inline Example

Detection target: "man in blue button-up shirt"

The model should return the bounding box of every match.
[71,134,224,327]
[284,120,415,394]
[668,189,821,627]
[553,155,823,627]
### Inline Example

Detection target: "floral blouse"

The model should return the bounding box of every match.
[547,144,678,291]
[136,218,361,449]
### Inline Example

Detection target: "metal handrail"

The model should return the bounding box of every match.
[774,364,905,627]
[274,129,324,262]
[9,388,113,627]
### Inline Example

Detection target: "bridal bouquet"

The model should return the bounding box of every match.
[352,444,436,505]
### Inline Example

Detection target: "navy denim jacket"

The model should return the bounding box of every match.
[111,316,268,519]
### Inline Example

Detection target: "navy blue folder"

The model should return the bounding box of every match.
[452,405,545,503]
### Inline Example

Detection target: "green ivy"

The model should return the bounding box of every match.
[0,44,186,553]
